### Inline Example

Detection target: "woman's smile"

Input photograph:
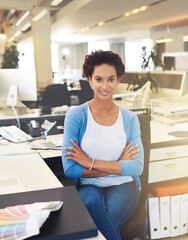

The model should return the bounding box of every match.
[100,90,110,96]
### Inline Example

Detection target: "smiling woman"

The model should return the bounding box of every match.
[62,50,144,240]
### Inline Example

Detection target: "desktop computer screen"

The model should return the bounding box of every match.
[122,71,188,96]
[0,69,37,102]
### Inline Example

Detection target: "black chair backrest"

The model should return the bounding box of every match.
[120,114,150,240]
[41,83,71,107]
[78,80,94,104]
[137,114,151,202]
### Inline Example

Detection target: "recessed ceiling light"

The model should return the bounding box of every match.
[51,0,64,6]
[0,34,7,40]
[16,11,30,26]
[156,38,173,43]
[14,31,22,37]
[21,22,31,31]
[182,35,188,41]
[32,9,48,22]
[98,21,105,27]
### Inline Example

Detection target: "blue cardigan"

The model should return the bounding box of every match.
[62,102,144,191]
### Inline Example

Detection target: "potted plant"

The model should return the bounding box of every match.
[1,41,23,68]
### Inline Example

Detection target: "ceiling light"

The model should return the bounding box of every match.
[79,27,90,33]
[139,5,149,11]
[156,38,173,44]
[62,48,70,55]
[14,31,22,37]
[0,34,7,40]
[182,35,188,41]
[0,27,7,40]
[124,12,131,17]
[131,8,140,14]
[21,22,31,31]
[8,37,15,42]
[32,9,48,21]
[98,21,105,27]
[51,0,64,6]
[16,11,30,26]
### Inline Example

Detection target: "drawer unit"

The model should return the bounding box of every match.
[150,145,188,162]
[149,156,188,183]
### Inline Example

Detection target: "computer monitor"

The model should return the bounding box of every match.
[122,71,188,97]
[0,69,37,102]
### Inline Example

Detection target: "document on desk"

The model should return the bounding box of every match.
[0,171,25,195]
[31,139,62,150]
[0,201,63,240]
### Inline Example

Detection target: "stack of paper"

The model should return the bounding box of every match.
[0,201,63,240]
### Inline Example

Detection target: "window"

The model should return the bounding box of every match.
[125,39,153,71]
[88,41,110,53]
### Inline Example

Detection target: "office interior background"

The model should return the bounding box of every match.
[0,1,188,240]
[0,0,188,91]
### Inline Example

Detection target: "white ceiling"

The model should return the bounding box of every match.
[0,0,188,43]
[50,0,188,43]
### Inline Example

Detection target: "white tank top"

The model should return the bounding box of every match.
[80,106,133,187]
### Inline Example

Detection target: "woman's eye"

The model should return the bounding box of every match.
[96,78,101,82]
[109,78,115,82]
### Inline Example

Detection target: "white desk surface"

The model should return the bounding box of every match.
[0,153,62,195]
[0,107,67,120]
[150,120,188,145]
[0,108,41,120]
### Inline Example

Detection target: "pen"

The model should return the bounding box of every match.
[2,152,34,156]
[2,153,19,156]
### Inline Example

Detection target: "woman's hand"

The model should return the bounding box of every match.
[64,139,92,169]
[119,141,140,160]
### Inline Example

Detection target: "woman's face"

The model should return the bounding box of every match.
[89,64,120,100]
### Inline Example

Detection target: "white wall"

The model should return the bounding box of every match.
[59,43,88,74]
[151,25,188,52]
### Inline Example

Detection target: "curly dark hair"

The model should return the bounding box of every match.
[83,50,125,79]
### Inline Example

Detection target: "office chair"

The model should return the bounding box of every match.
[40,83,71,108]
[77,80,94,104]
[121,114,151,240]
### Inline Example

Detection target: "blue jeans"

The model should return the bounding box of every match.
[78,181,140,240]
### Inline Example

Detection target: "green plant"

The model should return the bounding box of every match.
[1,41,23,69]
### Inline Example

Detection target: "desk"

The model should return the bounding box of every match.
[0,134,63,158]
[113,99,149,114]
[0,108,66,133]
[0,140,105,240]
[149,120,188,183]
[0,186,98,240]
[0,153,62,195]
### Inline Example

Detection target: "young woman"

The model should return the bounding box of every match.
[62,50,144,240]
